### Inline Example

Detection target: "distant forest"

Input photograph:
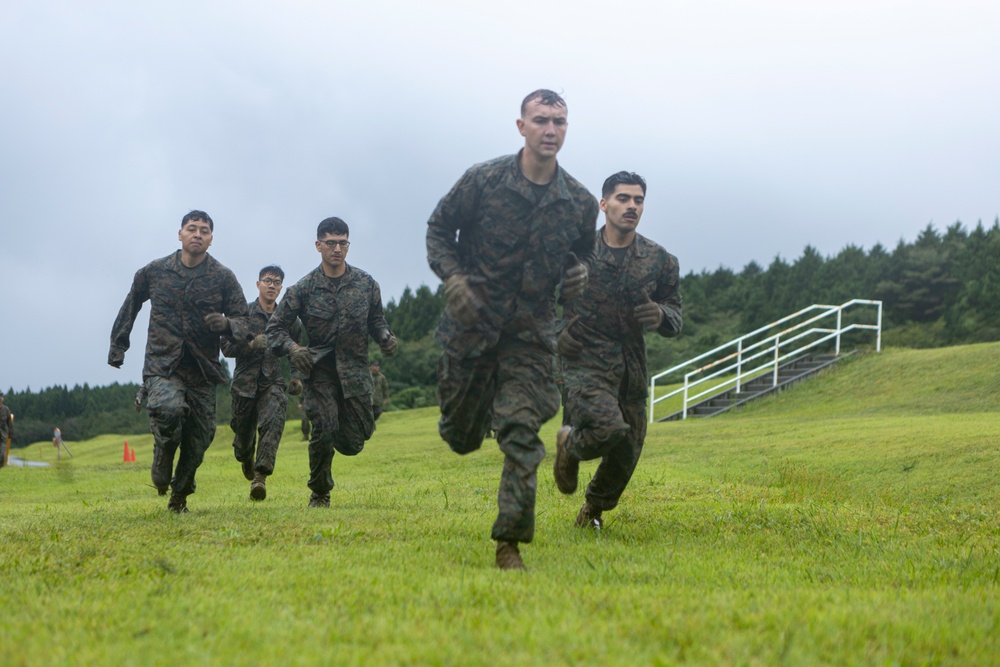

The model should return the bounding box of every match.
[6,219,998,448]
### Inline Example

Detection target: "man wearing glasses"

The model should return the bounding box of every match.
[108,210,250,513]
[426,89,598,570]
[222,265,303,501]
[266,217,397,508]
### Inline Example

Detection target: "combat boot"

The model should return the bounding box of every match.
[151,446,172,496]
[250,472,267,501]
[553,426,579,494]
[308,492,330,508]
[575,501,603,529]
[241,459,254,481]
[167,492,189,514]
[495,541,526,570]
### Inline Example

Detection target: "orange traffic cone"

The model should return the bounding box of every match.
[129,446,137,462]
[123,440,130,462]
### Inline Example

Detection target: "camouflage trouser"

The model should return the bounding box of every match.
[437,337,560,544]
[145,375,216,497]
[372,403,383,422]
[230,384,288,476]
[300,417,310,440]
[304,380,374,495]
[563,376,647,512]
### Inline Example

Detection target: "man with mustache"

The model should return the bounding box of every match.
[553,171,683,529]
[427,89,598,570]
[109,210,250,513]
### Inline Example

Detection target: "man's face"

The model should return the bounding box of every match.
[178,219,213,256]
[517,99,568,160]
[257,273,283,305]
[316,233,350,271]
[600,184,645,236]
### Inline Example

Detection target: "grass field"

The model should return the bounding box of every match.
[1,343,998,666]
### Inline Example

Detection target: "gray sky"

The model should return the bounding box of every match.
[1,0,998,393]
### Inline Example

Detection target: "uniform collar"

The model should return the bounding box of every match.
[503,150,572,207]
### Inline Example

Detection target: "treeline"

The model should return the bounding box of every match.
[7,219,998,446]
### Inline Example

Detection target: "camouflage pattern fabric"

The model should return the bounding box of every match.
[0,404,12,466]
[222,298,301,399]
[427,151,598,544]
[371,370,389,420]
[109,250,248,497]
[265,264,392,494]
[222,298,301,475]
[437,329,561,543]
[229,385,288,475]
[108,251,250,384]
[303,378,374,495]
[426,151,598,359]
[560,228,682,511]
[145,371,216,496]
[266,264,392,398]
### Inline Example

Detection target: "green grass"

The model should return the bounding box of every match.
[2,342,999,666]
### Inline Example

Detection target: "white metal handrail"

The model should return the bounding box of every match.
[650,299,882,422]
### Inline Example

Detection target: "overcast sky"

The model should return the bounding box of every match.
[1,0,997,394]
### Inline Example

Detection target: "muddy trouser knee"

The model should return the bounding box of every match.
[488,339,560,544]
[146,376,216,496]
[585,398,646,512]
[563,379,632,462]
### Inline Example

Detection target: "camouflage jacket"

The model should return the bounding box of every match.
[426,151,598,358]
[560,228,683,401]
[372,371,390,406]
[0,404,12,442]
[221,298,302,398]
[265,264,393,399]
[108,251,250,385]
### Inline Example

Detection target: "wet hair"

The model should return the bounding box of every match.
[520,89,567,116]
[317,217,349,239]
[258,265,284,281]
[181,210,214,231]
[602,171,647,198]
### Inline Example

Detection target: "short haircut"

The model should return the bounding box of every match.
[520,89,566,116]
[258,265,284,281]
[181,210,214,231]
[602,171,647,199]
[317,217,349,239]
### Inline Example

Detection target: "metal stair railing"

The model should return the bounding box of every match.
[649,299,882,422]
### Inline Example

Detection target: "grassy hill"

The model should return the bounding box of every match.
[1,343,998,665]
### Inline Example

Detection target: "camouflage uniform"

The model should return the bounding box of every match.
[0,402,12,467]
[265,264,393,499]
[560,228,682,513]
[108,251,249,497]
[221,299,301,477]
[371,369,389,420]
[427,151,598,544]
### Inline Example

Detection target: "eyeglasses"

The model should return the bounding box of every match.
[321,240,351,249]
[260,278,282,286]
